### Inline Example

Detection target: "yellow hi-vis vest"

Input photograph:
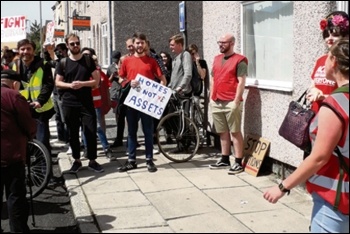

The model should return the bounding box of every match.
[13,61,54,113]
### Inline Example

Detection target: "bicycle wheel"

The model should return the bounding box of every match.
[26,139,52,199]
[156,113,199,162]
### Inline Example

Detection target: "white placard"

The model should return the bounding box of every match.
[124,74,172,119]
[1,15,27,42]
[44,21,55,45]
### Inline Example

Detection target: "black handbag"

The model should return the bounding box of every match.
[278,90,315,152]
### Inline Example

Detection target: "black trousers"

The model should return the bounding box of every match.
[1,163,30,232]
[115,104,127,144]
[63,105,97,160]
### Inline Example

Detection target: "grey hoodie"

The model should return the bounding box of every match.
[168,51,192,94]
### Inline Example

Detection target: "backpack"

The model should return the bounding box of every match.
[179,52,203,95]
[191,61,203,96]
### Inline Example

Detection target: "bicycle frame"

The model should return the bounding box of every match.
[168,93,191,138]
[157,92,200,162]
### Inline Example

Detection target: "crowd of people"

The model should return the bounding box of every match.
[1,10,348,233]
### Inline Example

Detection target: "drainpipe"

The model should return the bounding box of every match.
[39,1,43,57]
[108,1,113,64]
[66,2,69,35]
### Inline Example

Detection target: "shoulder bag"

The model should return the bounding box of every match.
[278,90,315,152]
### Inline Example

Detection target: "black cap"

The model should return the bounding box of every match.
[1,69,21,82]
[111,50,121,62]
[54,43,68,52]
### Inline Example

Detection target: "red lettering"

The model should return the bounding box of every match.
[1,16,26,29]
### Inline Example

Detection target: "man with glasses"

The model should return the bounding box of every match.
[55,33,104,173]
[209,33,248,175]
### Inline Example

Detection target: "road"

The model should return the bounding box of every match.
[1,153,79,233]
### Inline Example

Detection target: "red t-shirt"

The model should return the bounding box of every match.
[119,55,162,87]
[310,55,337,112]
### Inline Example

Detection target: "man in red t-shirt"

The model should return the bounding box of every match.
[118,33,166,173]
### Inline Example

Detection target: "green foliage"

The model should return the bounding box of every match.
[26,20,42,55]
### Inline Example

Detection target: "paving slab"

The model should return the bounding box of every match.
[146,187,222,220]
[234,208,311,233]
[94,206,167,231]
[58,141,313,233]
[168,210,253,233]
[203,186,285,214]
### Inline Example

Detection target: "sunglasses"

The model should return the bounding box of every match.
[69,41,80,47]
[217,41,231,45]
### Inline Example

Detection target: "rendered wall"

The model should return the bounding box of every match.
[203,1,336,167]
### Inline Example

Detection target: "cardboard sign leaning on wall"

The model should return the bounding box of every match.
[242,134,270,177]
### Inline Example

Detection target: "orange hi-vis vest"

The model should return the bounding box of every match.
[307,89,349,214]
[92,87,102,108]
[211,53,247,102]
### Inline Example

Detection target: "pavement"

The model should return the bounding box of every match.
[50,121,313,233]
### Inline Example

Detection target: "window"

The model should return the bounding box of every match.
[242,1,294,91]
[101,22,108,67]
[87,38,91,49]
[337,1,348,14]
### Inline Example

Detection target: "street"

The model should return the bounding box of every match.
[1,153,79,233]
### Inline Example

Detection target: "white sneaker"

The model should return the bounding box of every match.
[66,147,72,155]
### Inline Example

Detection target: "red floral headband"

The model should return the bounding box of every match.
[320,14,349,31]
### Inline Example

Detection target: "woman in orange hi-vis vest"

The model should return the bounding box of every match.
[264,39,349,233]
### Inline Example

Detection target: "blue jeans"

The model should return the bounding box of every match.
[36,117,51,154]
[53,94,69,142]
[126,107,154,161]
[310,192,349,233]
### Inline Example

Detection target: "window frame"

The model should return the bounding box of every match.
[101,22,108,67]
[241,1,294,92]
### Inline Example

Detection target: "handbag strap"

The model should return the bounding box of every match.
[297,90,308,103]
[333,147,348,211]
[336,147,349,174]
[297,89,312,108]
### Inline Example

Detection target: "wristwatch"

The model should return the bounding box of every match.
[278,182,290,195]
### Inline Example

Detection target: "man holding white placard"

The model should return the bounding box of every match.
[118,33,167,173]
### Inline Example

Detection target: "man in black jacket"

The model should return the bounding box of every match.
[12,39,55,155]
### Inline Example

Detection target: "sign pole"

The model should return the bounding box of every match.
[179,1,187,48]
[39,1,43,57]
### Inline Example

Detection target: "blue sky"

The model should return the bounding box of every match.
[1,1,56,24]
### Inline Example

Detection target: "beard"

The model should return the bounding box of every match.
[220,46,230,54]
[69,47,81,55]
[135,47,145,55]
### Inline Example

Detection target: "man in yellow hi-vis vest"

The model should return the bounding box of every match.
[12,39,55,155]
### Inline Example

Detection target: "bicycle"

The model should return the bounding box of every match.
[26,139,52,199]
[156,92,200,162]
